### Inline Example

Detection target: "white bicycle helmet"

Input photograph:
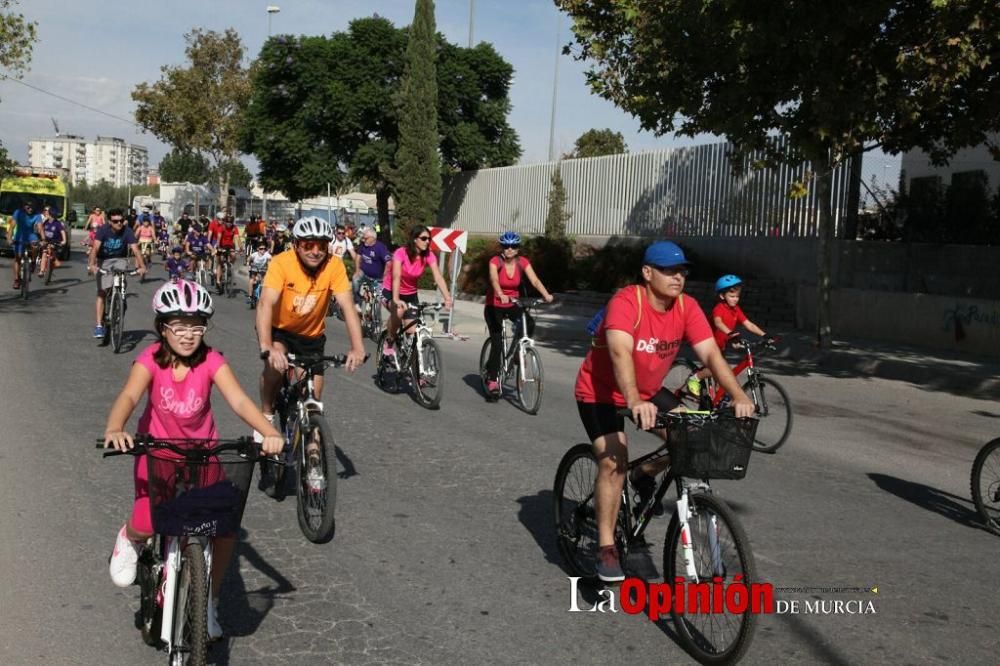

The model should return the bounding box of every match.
[275,223,287,232]
[152,279,215,318]
[293,216,334,240]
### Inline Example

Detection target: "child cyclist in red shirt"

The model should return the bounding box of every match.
[102,280,283,640]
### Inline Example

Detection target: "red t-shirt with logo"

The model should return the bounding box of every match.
[207,220,224,241]
[712,302,747,349]
[487,255,530,308]
[575,286,713,406]
[218,225,239,249]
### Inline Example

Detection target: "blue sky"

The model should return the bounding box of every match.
[0,0,899,181]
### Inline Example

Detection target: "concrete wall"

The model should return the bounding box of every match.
[797,287,1000,356]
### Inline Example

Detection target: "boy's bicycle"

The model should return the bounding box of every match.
[258,352,365,543]
[98,266,140,353]
[357,277,383,341]
[248,277,264,310]
[971,437,1000,536]
[477,298,547,414]
[554,410,759,663]
[667,337,792,453]
[99,435,264,666]
[374,302,445,410]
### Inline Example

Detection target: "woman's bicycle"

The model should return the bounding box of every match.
[99,266,140,353]
[971,437,1000,536]
[98,435,264,666]
[374,302,445,410]
[666,337,792,453]
[258,351,364,543]
[478,298,546,414]
[357,277,383,341]
[554,409,760,664]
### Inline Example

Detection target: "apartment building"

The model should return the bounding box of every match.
[27,134,149,187]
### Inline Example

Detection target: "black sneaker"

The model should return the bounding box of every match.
[632,472,663,517]
[596,545,625,583]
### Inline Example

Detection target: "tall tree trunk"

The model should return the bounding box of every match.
[376,182,392,247]
[842,152,863,240]
[813,157,835,349]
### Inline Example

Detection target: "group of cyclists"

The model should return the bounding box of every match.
[77,201,776,648]
[7,199,69,290]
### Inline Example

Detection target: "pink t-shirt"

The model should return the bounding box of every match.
[575,286,713,406]
[487,255,530,308]
[134,343,226,440]
[383,246,438,296]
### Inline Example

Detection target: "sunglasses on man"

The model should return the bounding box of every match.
[297,240,328,252]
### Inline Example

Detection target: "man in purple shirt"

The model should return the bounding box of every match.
[352,226,391,306]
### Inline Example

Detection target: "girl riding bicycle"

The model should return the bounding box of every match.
[483,231,553,394]
[103,280,282,640]
[381,224,453,357]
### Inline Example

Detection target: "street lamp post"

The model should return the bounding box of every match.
[266,5,280,37]
[547,13,562,162]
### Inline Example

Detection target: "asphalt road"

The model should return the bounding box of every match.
[0,254,997,665]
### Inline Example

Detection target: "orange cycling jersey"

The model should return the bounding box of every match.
[262,251,350,338]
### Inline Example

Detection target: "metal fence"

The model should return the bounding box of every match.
[438,138,858,239]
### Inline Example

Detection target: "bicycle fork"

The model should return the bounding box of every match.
[676,489,723,583]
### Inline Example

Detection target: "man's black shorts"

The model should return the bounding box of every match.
[271,327,327,375]
[577,387,681,441]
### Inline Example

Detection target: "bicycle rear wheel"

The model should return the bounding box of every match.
[295,413,338,543]
[515,346,544,415]
[554,443,600,578]
[971,438,1000,536]
[743,376,792,453]
[664,492,757,664]
[110,291,125,353]
[172,541,208,666]
[478,338,500,400]
[411,337,444,409]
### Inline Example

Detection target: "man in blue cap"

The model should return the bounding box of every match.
[573,240,755,582]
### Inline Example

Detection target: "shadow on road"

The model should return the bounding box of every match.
[211,528,296,665]
[868,473,981,530]
[515,490,563,569]
[335,444,358,479]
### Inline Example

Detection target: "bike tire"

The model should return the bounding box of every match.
[411,337,444,409]
[478,338,500,400]
[137,546,162,647]
[44,253,54,285]
[110,291,125,353]
[173,540,208,666]
[743,376,793,453]
[295,414,338,544]
[971,437,1000,536]
[374,330,398,393]
[554,443,601,578]
[515,346,544,415]
[369,298,383,341]
[663,492,757,665]
[20,255,29,300]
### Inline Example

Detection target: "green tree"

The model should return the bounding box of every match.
[242,16,520,243]
[566,128,627,159]
[70,181,159,213]
[211,159,252,190]
[158,149,211,183]
[394,0,442,235]
[0,0,38,183]
[544,164,571,239]
[132,28,252,208]
[557,0,1000,347]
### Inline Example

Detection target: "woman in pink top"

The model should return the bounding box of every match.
[102,280,282,639]
[85,207,105,247]
[381,224,452,355]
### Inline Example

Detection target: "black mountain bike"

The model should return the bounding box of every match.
[99,266,139,353]
[374,302,445,410]
[258,352,365,543]
[99,436,262,666]
[554,409,760,664]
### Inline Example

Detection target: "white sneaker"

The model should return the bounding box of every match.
[207,596,223,640]
[109,524,141,587]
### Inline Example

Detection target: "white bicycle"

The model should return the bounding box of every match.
[375,302,445,410]
[478,298,547,414]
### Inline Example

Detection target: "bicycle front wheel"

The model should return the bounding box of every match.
[374,330,398,393]
[110,291,125,353]
[412,337,444,409]
[515,346,544,414]
[44,253,54,285]
[971,438,1000,536]
[20,256,29,300]
[173,540,208,666]
[664,492,757,664]
[295,414,338,543]
[743,376,793,453]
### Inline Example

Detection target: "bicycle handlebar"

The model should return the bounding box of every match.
[97,267,141,276]
[510,297,552,308]
[616,406,751,428]
[95,435,259,459]
[259,350,370,368]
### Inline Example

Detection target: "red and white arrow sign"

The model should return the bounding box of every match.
[428,227,468,253]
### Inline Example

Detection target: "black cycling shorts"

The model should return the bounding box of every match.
[577,387,681,441]
[381,288,419,307]
[271,327,327,375]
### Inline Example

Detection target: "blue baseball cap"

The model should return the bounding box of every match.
[643,241,689,268]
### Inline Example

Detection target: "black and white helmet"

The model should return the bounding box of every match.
[152,279,215,318]
[293,216,334,241]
